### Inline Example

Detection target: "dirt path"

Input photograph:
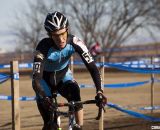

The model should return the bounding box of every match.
[0,72,160,130]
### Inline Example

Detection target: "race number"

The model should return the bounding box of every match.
[33,62,41,73]
[82,52,94,63]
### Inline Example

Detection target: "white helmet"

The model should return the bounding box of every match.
[44,11,69,32]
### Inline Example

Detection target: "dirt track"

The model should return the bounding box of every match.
[0,72,160,130]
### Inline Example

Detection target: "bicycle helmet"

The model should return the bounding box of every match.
[44,11,69,32]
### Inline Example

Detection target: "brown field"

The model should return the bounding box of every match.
[0,72,160,130]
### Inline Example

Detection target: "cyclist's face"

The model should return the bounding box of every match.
[51,28,68,49]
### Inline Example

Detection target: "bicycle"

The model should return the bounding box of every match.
[47,93,106,130]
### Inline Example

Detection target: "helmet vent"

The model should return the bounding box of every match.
[44,11,69,32]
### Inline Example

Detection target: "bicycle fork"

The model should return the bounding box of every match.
[68,112,76,130]
[57,116,62,130]
[56,114,75,130]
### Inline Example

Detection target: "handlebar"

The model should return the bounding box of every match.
[54,99,105,120]
[57,99,96,107]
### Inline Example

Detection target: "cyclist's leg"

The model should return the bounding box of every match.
[59,69,83,112]
[34,79,53,130]
[58,80,83,129]
[57,70,83,129]
[37,101,50,130]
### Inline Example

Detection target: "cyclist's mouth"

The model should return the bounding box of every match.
[59,43,66,48]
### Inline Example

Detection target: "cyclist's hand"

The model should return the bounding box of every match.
[95,91,107,108]
[42,97,53,111]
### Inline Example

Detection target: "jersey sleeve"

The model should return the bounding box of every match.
[33,40,46,80]
[72,36,102,92]
[32,39,49,98]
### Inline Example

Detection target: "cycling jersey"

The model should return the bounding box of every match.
[32,34,102,98]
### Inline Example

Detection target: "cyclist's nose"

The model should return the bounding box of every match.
[57,35,65,43]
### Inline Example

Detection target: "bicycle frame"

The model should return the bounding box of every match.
[50,97,77,130]
[55,110,76,130]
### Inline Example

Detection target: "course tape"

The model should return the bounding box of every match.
[0,78,154,100]
[140,106,160,110]
[107,102,160,122]
[0,78,10,84]
[0,61,160,73]
[0,95,36,101]
[80,80,151,88]
[82,61,160,69]
[154,78,160,83]
[0,73,10,79]
[80,84,94,88]
[75,61,160,73]
[0,73,10,84]
[105,63,160,74]
[104,80,150,88]
[0,79,155,88]
[0,61,160,69]
[1,95,159,122]
[111,61,160,68]
[0,63,33,69]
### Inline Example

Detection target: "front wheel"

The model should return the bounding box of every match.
[72,124,82,130]
[47,122,59,130]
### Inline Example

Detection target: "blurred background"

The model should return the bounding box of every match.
[0,1,160,130]
[0,0,160,64]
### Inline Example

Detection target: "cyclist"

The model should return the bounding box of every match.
[90,41,102,60]
[32,11,107,130]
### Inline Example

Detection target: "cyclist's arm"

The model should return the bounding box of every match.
[32,51,45,98]
[32,39,49,98]
[72,36,102,93]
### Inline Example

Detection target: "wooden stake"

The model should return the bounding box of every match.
[10,61,20,130]
[99,56,104,130]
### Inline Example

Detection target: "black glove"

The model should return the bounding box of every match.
[42,97,53,111]
[95,91,107,108]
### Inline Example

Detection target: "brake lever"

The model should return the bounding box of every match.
[96,107,102,120]
[96,105,106,120]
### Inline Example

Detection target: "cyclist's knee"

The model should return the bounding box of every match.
[64,80,83,111]
[58,80,81,101]
[68,80,81,100]
[73,102,83,111]
[69,103,83,112]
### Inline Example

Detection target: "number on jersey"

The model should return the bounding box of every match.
[33,62,41,73]
[82,52,94,63]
